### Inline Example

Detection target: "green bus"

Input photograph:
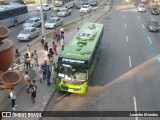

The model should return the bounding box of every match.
[56,23,104,94]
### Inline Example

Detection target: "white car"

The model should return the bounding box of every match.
[58,8,71,17]
[80,5,91,13]
[45,17,63,29]
[17,27,39,41]
[137,4,146,12]
[22,18,41,28]
[36,4,51,11]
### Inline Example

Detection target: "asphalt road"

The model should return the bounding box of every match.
[41,0,160,120]
[8,3,99,50]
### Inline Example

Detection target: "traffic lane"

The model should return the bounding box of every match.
[136,11,160,64]
[91,5,130,87]
[124,7,153,68]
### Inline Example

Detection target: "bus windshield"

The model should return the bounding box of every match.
[57,64,88,84]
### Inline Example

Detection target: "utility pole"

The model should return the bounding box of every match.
[40,0,45,39]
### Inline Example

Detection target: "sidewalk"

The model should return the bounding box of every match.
[2,1,111,120]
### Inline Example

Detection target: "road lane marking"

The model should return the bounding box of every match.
[125,24,126,28]
[138,16,140,19]
[129,56,132,67]
[142,24,144,28]
[158,57,160,62]
[133,96,138,120]
[126,36,128,42]
[148,36,152,44]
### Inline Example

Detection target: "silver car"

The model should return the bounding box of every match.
[58,8,71,17]
[45,17,63,29]
[17,27,39,41]
[22,18,41,28]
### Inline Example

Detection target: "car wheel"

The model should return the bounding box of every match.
[69,12,71,15]
[49,8,51,10]
[14,20,18,26]
[37,32,39,37]
[39,23,41,27]
[28,37,31,41]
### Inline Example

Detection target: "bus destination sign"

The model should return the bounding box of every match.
[62,58,85,64]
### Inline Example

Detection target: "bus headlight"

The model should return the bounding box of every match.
[81,85,87,89]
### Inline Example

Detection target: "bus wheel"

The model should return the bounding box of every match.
[14,20,18,26]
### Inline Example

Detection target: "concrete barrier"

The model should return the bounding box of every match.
[0,69,36,111]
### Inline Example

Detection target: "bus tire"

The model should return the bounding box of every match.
[14,20,18,26]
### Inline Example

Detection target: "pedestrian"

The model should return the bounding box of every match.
[30,80,37,103]
[44,42,48,59]
[24,71,30,84]
[33,50,39,66]
[53,29,57,40]
[60,26,64,34]
[52,41,57,55]
[46,65,51,86]
[38,65,44,83]
[56,31,60,43]
[14,49,21,70]
[40,36,45,49]
[61,38,65,51]
[25,53,31,69]
[48,48,54,66]
[43,61,48,80]
[60,33,64,40]
[51,13,55,18]
[10,87,17,110]
[26,45,31,57]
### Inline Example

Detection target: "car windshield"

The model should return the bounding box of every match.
[150,21,158,26]
[21,29,30,34]
[60,8,67,12]
[82,6,88,8]
[139,4,144,8]
[26,19,34,23]
[47,19,56,23]
[57,64,88,84]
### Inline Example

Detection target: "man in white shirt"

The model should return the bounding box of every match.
[10,88,17,110]
[60,26,64,34]
[24,71,30,84]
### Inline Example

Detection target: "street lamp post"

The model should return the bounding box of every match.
[40,0,45,39]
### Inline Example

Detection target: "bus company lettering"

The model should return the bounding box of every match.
[62,58,85,64]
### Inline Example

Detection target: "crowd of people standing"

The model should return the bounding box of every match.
[10,26,66,110]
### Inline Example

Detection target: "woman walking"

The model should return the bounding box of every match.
[14,49,21,70]
[52,41,57,55]
[44,42,48,59]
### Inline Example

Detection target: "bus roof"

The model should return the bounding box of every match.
[0,4,26,11]
[59,23,104,61]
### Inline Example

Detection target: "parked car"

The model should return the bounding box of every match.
[147,20,160,32]
[137,4,145,12]
[151,8,159,15]
[36,4,51,11]
[45,17,63,29]
[17,27,39,41]
[90,0,98,6]
[58,8,71,17]
[22,18,41,28]
[33,12,47,20]
[80,5,91,13]
[75,1,88,9]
